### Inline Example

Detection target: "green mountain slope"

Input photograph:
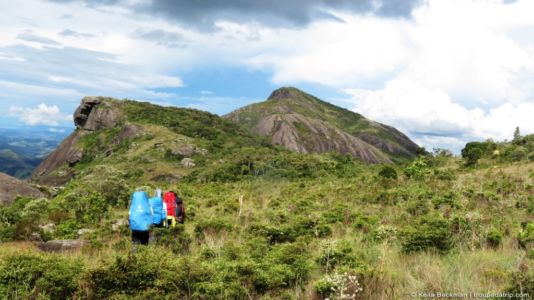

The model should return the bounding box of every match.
[30,96,365,187]
[225,87,420,163]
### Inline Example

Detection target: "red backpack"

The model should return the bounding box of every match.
[163,192,177,217]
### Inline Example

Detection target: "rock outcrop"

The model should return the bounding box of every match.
[0,172,45,204]
[225,87,419,163]
[36,239,88,252]
[74,96,121,131]
[31,97,124,186]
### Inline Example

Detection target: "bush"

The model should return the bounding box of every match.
[194,218,233,241]
[152,225,192,254]
[0,253,82,299]
[317,240,365,272]
[84,250,161,298]
[461,141,495,165]
[402,216,452,253]
[508,146,528,161]
[486,227,503,248]
[518,222,534,249]
[404,158,430,180]
[378,165,397,180]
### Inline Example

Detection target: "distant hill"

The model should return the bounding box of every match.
[0,127,68,178]
[225,87,419,163]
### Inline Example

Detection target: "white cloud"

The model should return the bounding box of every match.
[1,0,534,151]
[8,103,72,126]
[344,79,534,152]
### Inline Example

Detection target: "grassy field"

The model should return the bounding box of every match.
[0,156,532,299]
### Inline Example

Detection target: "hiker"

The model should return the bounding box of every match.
[173,192,186,224]
[163,191,177,228]
[149,188,166,228]
[128,191,152,245]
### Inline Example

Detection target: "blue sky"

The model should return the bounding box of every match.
[1,0,534,152]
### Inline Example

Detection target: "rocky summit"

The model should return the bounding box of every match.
[225,87,419,163]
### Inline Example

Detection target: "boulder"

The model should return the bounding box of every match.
[180,158,195,168]
[36,239,88,252]
[39,223,56,234]
[172,144,196,157]
[151,173,182,183]
[171,144,208,157]
[74,96,120,131]
[112,219,127,231]
[0,172,45,204]
[77,228,95,236]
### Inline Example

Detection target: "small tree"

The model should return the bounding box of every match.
[461,142,485,166]
[513,126,522,144]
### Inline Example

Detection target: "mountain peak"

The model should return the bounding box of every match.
[267,87,308,101]
[226,88,420,163]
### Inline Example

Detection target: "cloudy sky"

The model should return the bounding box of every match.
[1,0,534,152]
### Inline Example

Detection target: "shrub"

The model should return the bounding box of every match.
[506,269,534,295]
[404,158,430,180]
[194,218,233,241]
[378,165,397,180]
[518,222,534,249]
[152,225,192,254]
[405,199,430,216]
[486,227,503,248]
[508,146,528,161]
[461,141,495,165]
[317,240,364,272]
[0,253,82,299]
[450,213,484,250]
[401,216,452,253]
[84,250,161,298]
[369,225,397,243]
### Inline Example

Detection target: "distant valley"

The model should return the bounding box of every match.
[0,127,70,178]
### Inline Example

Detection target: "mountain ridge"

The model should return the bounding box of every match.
[225,87,419,163]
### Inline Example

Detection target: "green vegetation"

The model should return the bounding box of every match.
[1,99,533,299]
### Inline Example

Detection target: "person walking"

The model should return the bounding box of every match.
[128,190,152,245]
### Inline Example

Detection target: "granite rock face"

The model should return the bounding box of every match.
[31,97,125,186]
[0,172,45,204]
[74,97,121,131]
[225,87,419,163]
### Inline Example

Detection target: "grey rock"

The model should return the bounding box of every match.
[74,96,120,131]
[181,158,195,168]
[0,172,45,204]
[39,223,55,233]
[31,97,127,186]
[171,144,208,157]
[77,228,95,236]
[112,219,127,231]
[151,173,182,183]
[30,232,42,241]
[36,239,88,252]
[172,144,196,157]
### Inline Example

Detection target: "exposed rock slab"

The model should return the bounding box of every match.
[0,172,45,204]
[36,239,88,252]
[225,87,419,163]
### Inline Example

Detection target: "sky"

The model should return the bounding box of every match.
[1,0,534,153]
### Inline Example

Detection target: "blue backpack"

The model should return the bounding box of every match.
[129,191,152,231]
[149,196,165,225]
